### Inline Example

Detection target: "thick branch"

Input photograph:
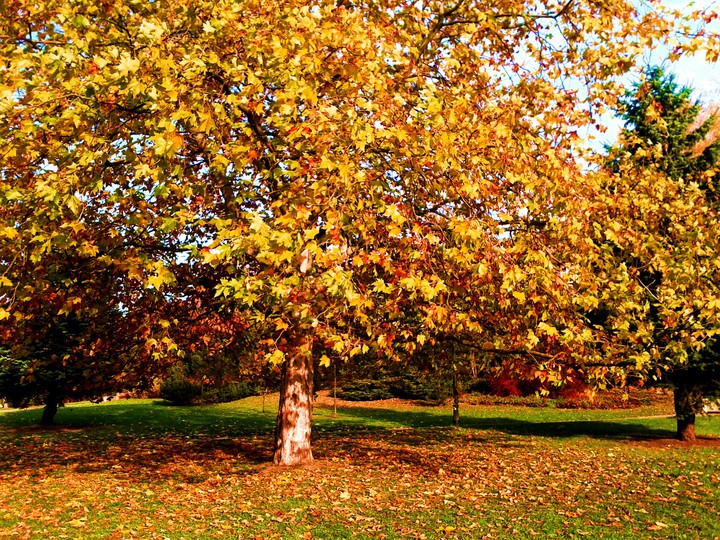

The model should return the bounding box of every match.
[443,335,556,359]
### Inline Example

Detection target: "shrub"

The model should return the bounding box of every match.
[486,366,543,397]
[202,381,258,404]
[389,374,450,404]
[0,352,30,408]
[555,388,652,409]
[462,393,548,407]
[159,377,202,406]
[337,379,393,401]
[465,378,492,395]
[160,375,259,406]
[337,371,452,404]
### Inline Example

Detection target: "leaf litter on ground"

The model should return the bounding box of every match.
[1,394,719,539]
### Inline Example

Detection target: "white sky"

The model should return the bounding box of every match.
[590,0,720,147]
[660,0,720,101]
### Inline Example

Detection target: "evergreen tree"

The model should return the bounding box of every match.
[616,67,720,441]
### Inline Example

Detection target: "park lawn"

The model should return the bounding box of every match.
[1,395,719,540]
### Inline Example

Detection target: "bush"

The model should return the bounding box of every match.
[462,393,548,407]
[389,374,450,404]
[485,366,544,397]
[159,377,202,405]
[337,371,452,404]
[0,352,30,408]
[160,376,259,406]
[555,388,652,409]
[202,381,258,404]
[462,387,655,409]
[337,379,393,401]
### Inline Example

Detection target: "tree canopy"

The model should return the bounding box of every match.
[599,67,720,440]
[2,0,719,462]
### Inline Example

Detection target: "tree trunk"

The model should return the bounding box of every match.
[452,368,460,427]
[333,362,337,417]
[273,350,314,466]
[40,392,59,425]
[676,414,696,442]
[673,382,700,442]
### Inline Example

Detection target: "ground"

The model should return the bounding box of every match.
[1,392,719,539]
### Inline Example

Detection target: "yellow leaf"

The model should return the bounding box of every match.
[537,321,559,337]
[0,226,18,239]
[116,53,140,77]
[604,228,619,243]
[304,228,320,240]
[146,263,175,289]
[373,279,392,294]
[319,354,331,368]
[383,204,405,225]
[267,350,285,365]
[275,319,289,331]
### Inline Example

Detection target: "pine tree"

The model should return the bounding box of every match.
[616,67,720,441]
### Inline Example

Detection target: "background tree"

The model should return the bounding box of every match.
[0,242,172,423]
[591,67,720,441]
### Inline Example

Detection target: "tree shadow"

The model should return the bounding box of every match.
[0,431,275,482]
[329,406,675,442]
[0,401,279,480]
[0,401,679,480]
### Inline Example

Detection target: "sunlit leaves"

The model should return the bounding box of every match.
[1,0,717,455]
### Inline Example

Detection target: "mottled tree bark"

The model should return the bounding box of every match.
[273,350,314,466]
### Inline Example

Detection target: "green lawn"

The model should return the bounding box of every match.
[1,396,719,539]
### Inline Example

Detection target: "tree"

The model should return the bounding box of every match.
[616,67,720,186]
[0,0,706,462]
[0,245,168,423]
[596,67,720,441]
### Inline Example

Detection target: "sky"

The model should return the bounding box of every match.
[660,0,720,101]
[673,54,720,101]
[590,0,720,147]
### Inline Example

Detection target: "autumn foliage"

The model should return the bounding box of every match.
[2,0,720,461]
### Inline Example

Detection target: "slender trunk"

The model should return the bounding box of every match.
[673,382,700,442]
[273,350,314,466]
[40,392,59,425]
[452,368,460,427]
[333,362,337,417]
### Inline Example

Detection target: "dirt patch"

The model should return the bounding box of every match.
[4,425,91,434]
[627,436,720,449]
[313,389,413,409]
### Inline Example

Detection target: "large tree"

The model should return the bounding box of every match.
[1,0,710,462]
[611,67,720,441]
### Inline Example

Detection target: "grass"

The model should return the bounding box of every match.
[1,394,719,539]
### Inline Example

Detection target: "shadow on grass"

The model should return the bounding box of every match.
[0,399,276,436]
[328,406,675,442]
[0,400,678,479]
[0,401,280,480]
